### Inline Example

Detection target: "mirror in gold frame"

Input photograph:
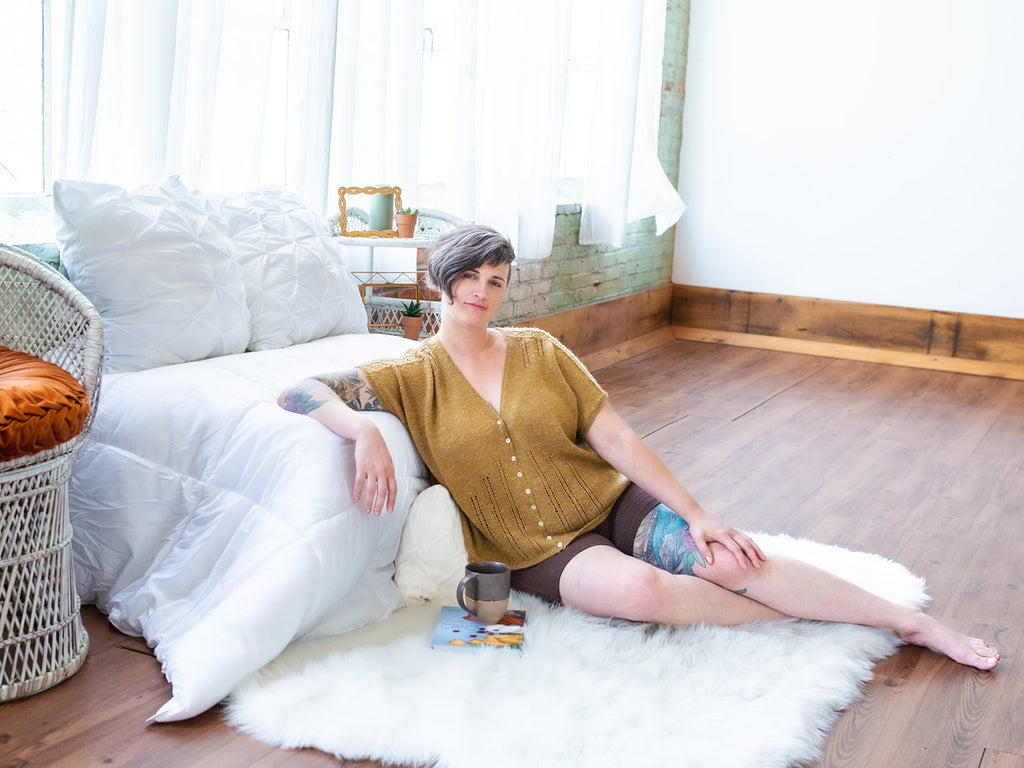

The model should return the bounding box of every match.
[338,185,404,237]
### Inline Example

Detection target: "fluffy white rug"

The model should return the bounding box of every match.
[226,534,928,768]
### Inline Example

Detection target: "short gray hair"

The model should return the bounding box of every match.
[427,225,516,299]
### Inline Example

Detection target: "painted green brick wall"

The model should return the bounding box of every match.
[498,0,689,325]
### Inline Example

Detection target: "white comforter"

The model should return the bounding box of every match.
[69,333,428,721]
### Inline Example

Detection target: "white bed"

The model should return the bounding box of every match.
[54,178,431,721]
[70,333,427,721]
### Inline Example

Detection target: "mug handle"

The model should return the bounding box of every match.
[456,573,476,613]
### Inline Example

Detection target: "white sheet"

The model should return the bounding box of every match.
[69,333,428,721]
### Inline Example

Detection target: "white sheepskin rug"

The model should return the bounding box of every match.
[226,533,928,768]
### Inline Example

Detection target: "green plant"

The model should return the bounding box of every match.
[396,207,419,215]
[401,300,423,317]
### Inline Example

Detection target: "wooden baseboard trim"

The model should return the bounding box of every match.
[514,283,1024,380]
[515,285,673,369]
[672,284,1024,380]
[673,326,1024,381]
[580,327,676,371]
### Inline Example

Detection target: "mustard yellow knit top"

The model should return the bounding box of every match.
[361,327,630,569]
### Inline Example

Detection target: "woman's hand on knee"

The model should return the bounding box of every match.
[688,516,765,571]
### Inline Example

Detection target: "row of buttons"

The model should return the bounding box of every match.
[496,418,563,550]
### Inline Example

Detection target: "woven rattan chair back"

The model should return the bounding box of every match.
[1,243,103,701]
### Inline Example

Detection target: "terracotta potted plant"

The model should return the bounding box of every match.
[395,207,419,238]
[400,300,424,340]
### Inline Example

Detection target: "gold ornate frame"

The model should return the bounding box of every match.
[337,185,404,237]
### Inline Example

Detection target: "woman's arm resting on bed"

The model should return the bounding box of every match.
[277,370,397,515]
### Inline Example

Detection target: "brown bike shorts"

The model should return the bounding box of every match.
[510,483,659,604]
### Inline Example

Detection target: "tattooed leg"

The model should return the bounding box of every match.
[632,504,708,576]
[626,506,998,667]
[634,504,749,593]
[633,504,746,593]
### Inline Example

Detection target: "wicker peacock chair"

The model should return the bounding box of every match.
[1,243,102,701]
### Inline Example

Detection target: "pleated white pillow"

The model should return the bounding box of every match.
[54,177,251,373]
[217,188,368,351]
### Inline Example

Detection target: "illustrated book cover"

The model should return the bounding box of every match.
[431,606,526,652]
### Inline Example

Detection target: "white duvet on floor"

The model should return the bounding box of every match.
[69,333,429,722]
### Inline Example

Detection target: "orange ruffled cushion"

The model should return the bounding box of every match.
[0,345,90,461]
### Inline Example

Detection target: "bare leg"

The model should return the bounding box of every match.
[629,506,999,670]
[559,544,790,627]
[699,547,999,669]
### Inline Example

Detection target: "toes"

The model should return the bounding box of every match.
[966,638,1000,669]
[970,637,999,656]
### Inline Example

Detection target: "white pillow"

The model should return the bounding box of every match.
[394,485,468,605]
[217,188,368,351]
[54,177,251,373]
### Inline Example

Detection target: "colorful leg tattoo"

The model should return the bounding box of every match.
[632,503,708,576]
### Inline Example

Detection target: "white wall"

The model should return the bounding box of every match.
[674,0,1024,320]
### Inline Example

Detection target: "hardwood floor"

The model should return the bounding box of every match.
[3,339,1022,767]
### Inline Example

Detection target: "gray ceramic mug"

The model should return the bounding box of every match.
[456,561,511,624]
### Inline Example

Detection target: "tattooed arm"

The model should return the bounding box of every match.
[277,369,397,515]
[279,369,382,413]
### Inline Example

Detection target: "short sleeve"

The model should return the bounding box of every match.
[540,332,608,439]
[359,355,415,427]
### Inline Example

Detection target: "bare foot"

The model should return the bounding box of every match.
[896,612,1000,670]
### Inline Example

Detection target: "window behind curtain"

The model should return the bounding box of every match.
[1,0,585,238]
[418,0,596,207]
[0,0,48,197]
[0,0,297,242]
[1,0,678,245]
[264,0,291,185]
[0,0,57,242]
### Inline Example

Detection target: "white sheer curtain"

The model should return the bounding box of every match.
[59,0,358,211]
[438,0,571,261]
[64,0,266,191]
[57,0,681,256]
[434,0,683,256]
[579,0,686,247]
[327,1,424,216]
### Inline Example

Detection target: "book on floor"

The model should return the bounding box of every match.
[431,606,526,652]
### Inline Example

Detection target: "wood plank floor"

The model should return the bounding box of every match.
[3,339,1022,767]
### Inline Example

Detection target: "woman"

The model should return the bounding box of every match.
[279,225,999,670]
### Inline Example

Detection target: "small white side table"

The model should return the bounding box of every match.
[335,235,433,301]
[336,237,435,335]
[333,208,466,336]
[334,234,435,260]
